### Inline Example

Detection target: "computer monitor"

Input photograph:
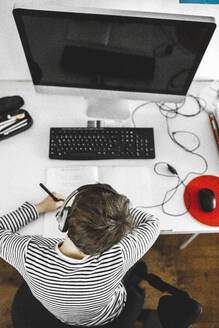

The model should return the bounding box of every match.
[13,1,216,120]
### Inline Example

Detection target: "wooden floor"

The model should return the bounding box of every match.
[141,233,219,328]
[1,233,219,328]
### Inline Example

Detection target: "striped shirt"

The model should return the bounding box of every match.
[0,202,160,326]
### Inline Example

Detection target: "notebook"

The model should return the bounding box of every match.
[42,166,152,238]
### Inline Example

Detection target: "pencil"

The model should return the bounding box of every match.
[208,114,219,152]
[39,183,60,202]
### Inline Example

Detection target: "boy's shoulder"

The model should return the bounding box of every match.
[28,235,62,250]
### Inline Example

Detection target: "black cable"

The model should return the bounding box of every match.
[159,97,208,176]
[136,161,192,216]
[161,170,192,217]
[132,94,208,217]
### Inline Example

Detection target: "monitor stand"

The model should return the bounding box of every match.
[86,98,130,120]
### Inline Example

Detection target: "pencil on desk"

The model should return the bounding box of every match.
[208,113,219,152]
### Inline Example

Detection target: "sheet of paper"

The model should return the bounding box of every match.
[98,166,152,207]
[43,167,98,238]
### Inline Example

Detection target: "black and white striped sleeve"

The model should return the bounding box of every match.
[119,208,160,273]
[0,202,39,275]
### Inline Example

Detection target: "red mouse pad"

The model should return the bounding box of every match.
[184,175,219,227]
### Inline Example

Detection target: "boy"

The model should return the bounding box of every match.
[0,183,160,327]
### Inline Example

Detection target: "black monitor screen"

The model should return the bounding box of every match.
[13,9,216,95]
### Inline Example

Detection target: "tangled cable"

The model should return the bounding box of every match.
[132,94,209,216]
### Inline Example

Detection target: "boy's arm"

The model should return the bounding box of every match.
[0,195,64,275]
[0,202,39,275]
[119,208,160,273]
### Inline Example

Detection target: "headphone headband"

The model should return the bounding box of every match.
[56,183,117,232]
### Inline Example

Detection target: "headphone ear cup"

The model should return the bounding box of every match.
[57,206,71,232]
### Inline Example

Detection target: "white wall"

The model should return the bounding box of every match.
[0,0,219,81]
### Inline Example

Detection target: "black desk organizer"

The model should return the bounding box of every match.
[0,109,33,141]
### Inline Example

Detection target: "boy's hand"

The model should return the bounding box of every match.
[35,192,65,215]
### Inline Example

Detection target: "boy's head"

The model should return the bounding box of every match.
[67,183,133,256]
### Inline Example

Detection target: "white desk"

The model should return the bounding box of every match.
[0,80,218,235]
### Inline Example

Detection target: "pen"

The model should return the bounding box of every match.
[0,119,28,135]
[7,112,26,120]
[0,120,16,131]
[0,118,16,127]
[39,183,60,202]
[0,113,25,127]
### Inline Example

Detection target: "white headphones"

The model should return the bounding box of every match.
[56,184,117,232]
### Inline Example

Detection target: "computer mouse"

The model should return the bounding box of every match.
[198,188,216,212]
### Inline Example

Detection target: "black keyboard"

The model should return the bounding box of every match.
[49,127,155,160]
